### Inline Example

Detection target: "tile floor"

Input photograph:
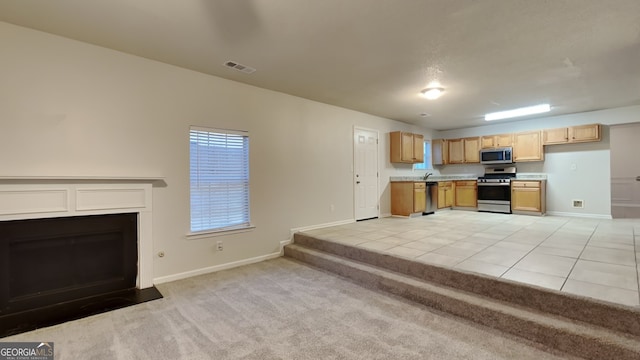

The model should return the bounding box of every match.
[302,210,640,307]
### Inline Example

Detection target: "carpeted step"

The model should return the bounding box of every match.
[284,241,640,360]
[291,233,640,338]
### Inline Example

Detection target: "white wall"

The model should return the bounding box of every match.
[0,22,427,281]
[434,107,640,217]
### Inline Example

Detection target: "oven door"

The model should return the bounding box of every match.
[477,183,511,202]
[477,183,512,213]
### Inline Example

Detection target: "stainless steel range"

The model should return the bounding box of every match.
[477,166,516,213]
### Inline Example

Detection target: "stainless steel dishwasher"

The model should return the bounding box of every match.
[423,182,437,215]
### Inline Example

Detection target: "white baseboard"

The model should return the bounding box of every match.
[153,250,282,285]
[546,211,613,220]
[289,218,355,237]
[279,239,292,255]
[380,212,392,218]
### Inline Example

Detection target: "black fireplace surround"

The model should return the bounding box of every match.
[0,213,162,337]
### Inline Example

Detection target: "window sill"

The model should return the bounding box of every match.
[186,225,255,240]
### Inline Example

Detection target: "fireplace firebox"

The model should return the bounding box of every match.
[1,213,138,315]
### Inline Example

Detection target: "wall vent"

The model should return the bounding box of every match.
[223,60,256,74]
[572,199,584,208]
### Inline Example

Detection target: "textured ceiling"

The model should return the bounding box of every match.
[1,0,639,130]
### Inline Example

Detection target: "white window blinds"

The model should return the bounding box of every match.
[190,127,250,233]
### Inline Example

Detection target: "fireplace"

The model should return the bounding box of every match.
[0,177,162,336]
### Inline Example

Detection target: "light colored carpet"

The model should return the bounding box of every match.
[5,258,576,359]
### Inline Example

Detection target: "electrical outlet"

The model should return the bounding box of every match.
[216,241,224,251]
[572,199,584,208]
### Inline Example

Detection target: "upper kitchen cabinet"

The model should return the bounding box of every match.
[447,137,479,164]
[432,139,448,165]
[390,131,424,164]
[571,124,601,142]
[413,133,424,163]
[481,133,513,149]
[543,127,568,145]
[543,124,601,145]
[448,139,464,164]
[513,130,543,162]
[463,137,481,163]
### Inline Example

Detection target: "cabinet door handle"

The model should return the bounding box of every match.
[636,176,640,182]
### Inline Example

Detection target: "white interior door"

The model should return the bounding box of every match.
[354,127,379,220]
[610,123,640,218]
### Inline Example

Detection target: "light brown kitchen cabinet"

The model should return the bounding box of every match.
[454,180,477,208]
[543,127,569,144]
[543,124,601,145]
[390,131,424,164]
[511,180,546,215]
[437,181,454,209]
[445,137,480,163]
[481,134,513,149]
[448,139,464,164]
[463,137,481,163]
[413,182,426,213]
[570,124,601,143]
[413,133,424,163]
[391,182,426,216]
[513,130,543,162]
[481,136,495,149]
[432,139,448,165]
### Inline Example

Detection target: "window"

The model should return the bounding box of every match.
[190,126,250,233]
[414,139,432,170]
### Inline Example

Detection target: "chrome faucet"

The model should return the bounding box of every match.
[423,172,433,180]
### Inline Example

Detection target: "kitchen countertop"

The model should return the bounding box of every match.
[515,173,547,180]
[390,173,547,182]
[390,174,477,182]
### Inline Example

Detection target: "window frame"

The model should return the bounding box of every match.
[188,126,253,237]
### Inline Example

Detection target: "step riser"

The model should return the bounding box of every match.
[294,233,640,337]
[285,245,639,360]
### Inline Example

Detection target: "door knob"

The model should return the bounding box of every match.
[356,181,361,184]
[636,176,640,181]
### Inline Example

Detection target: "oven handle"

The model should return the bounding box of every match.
[477,182,511,186]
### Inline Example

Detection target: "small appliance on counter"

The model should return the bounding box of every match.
[477,166,516,213]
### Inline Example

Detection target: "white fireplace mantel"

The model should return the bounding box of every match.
[0,175,165,182]
[0,176,163,289]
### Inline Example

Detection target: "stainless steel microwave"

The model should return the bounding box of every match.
[480,147,513,165]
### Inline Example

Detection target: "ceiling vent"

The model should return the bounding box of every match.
[223,61,256,74]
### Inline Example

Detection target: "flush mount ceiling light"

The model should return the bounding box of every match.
[484,103,551,121]
[420,87,444,100]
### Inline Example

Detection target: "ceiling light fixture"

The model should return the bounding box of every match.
[420,87,444,100]
[484,103,551,121]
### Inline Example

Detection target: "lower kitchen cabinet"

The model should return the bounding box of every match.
[454,180,477,209]
[511,180,546,215]
[437,181,454,209]
[391,182,426,216]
